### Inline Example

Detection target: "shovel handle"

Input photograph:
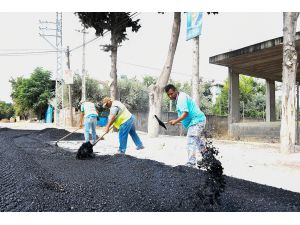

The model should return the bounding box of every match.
[93,126,114,146]
[55,127,81,145]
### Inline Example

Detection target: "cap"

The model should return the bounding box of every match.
[102,97,112,108]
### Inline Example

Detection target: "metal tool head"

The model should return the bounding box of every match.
[154,115,167,130]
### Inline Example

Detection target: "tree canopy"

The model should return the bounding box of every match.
[0,101,14,119]
[76,12,141,99]
[10,67,52,119]
[76,12,141,52]
[212,75,266,118]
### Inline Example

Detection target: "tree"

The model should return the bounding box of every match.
[0,101,14,119]
[76,12,141,100]
[198,80,214,115]
[143,75,157,88]
[119,78,149,112]
[10,67,52,120]
[10,77,30,119]
[212,81,229,116]
[71,74,110,111]
[280,12,299,154]
[148,12,181,137]
[212,76,266,118]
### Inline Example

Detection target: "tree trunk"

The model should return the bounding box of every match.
[148,12,181,137]
[280,12,299,153]
[191,36,200,106]
[110,33,118,100]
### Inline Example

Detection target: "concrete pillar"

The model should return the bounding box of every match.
[228,68,240,125]
[266,79,276,122]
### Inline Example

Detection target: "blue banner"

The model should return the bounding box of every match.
[186,12,203,41]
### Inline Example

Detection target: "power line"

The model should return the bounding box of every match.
[118,60,226,83]
[0,49,55,51]
[119,60,190,76]
[0,13,141,57]
[70,12,140,52]
[0,50,58,56]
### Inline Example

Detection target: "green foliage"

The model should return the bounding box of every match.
[0,101,14,119]
[72,75,149,113]
[199,81,214,115]
[212,75,266,118]
[10,67,52,119]
[71,74,216,114]
[10,77,29,117]
[119,78,149,112]
[143,75,157,87]
[212,80,229,116]
[76,12,141,51]
[71,74,110,111]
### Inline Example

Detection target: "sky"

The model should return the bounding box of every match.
[1,12,300,103]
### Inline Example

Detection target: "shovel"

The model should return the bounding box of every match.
[76,126,114,159]
[92,125,114,146]
[55,127,81,146]
[154,115,168,130]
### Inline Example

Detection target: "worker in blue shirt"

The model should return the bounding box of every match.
[79,99,98,144]
[164,84,207,167]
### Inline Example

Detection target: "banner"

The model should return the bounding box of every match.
[186,12,203,41]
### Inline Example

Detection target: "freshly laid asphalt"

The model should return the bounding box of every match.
[1,127,300,212]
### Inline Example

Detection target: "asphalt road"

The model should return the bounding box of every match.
[1,127,300,212]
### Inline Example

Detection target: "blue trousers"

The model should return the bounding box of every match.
[119,115,143,153]
[84,116,97,143]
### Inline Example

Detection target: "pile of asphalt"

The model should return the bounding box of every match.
[35,128,86,141]
[0,128,300,212]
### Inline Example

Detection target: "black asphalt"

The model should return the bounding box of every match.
[0,127,300,212]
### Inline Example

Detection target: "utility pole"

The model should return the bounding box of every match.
[191,35,200,106]
[297,82,299,144]
[66,46,73,127]
[39,12,64,127]
[76,27,88,102]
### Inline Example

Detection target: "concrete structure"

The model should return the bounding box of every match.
[209,32,300,140]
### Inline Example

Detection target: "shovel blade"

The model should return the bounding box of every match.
[154,115,167,130]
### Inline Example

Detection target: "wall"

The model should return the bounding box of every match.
[229,121,281,142]
[132,111,228,137]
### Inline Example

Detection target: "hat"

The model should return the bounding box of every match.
[102,97,112,108]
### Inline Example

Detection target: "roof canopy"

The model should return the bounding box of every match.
[209,32,300,82]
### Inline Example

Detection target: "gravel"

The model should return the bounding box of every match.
[1,127,300,212]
